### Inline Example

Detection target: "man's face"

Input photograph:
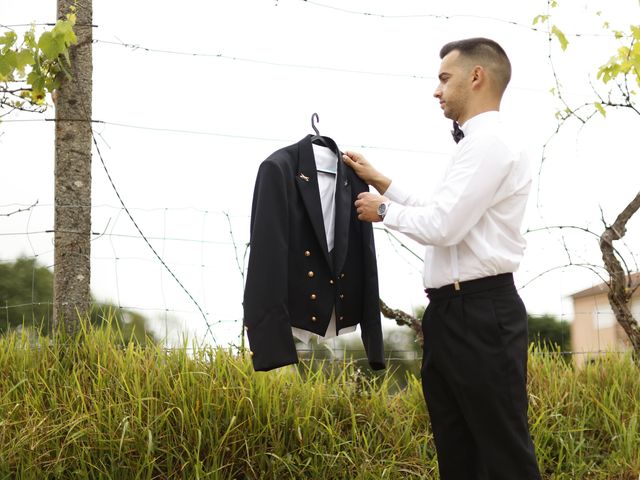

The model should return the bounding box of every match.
[433,50,471,122]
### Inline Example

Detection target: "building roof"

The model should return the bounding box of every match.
[571,272,640,299]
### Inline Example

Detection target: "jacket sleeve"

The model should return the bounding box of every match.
[358,185,386,371]
[243,160,298,371]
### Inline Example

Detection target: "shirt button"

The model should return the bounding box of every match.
[339,316,344,321]
[304,250,311,257]
[310,294,317,300]
[340,273,345,278]
[329,279,334,285]
[308,271,315,278]
[311,316,317,322]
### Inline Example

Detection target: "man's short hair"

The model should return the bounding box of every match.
[440,38,512,95]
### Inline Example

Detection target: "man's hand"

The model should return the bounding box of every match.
[355,192,389,223]
[342,151,391,195]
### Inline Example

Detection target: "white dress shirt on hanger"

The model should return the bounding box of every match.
[293,144,357,344]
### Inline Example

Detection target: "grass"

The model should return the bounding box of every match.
[0,321,638,479]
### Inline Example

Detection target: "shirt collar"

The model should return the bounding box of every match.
[459,110,500,136]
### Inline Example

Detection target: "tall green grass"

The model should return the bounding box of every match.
[0,321,638,479]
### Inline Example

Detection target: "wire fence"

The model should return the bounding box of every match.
[1,198,636,364]
[2,2,639,365]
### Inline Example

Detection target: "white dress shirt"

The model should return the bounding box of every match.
[383,111,531,288]
[292,144,357,344]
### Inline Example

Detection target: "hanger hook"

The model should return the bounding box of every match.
[311,112,320,136]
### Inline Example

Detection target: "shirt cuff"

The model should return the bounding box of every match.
[382,202,401,229]
[383,181,410,204]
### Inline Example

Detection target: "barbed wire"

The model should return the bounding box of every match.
[0,202,251,218]
[2,3,632,39]
[2,116,452,155]
[0,297,622,319]
[294,0,633,39]
[92,38,572,96]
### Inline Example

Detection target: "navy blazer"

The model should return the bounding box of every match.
[243,135,385,372]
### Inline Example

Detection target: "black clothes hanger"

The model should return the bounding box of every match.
[310,113,339,175]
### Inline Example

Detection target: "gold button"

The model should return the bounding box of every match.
[310,294,317,300]
[311,316,317,322]
[304,250,311,257]
[329,279,334,285]
[340,273,345,278]
[339,294,344,299]
[249,350,254,356]
[308,271,315,278]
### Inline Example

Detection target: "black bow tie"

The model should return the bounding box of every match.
[451,121,465,144]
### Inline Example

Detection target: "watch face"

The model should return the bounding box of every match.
[377,203,387,216]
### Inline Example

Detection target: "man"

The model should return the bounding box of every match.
[343,38,542,480]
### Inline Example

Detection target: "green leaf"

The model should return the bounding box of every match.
[2,49,17,69]
[38,31,56,59]
[52,15,77,47]
[0,55,12,80]
[29,73,46,104]
[533,15,549,26]
[552,25,569,51]
[594,102,607,117]
[24,28,36,49]
[15,48,34,72]
[0,31,18,49]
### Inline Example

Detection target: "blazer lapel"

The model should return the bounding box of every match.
[332,149,351,275]
[295,136,332,268]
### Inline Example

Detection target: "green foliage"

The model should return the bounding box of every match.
[0,11,77,109]
[594,101,607,117]
[0,257,157,343]
[533,14,550,26]
[528,313,571,353]
[551,25,569,51]
[0,257,53,332]
[597,25,640,89]
[536,3,639,119]
[0,326,638,478]
[530,10,569,51]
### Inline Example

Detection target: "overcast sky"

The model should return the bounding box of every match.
[1,0,639,347]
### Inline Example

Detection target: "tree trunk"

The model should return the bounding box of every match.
[53,0,93,336]
[599,191,640,362]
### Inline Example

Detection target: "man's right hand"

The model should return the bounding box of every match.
[342,151,391,195]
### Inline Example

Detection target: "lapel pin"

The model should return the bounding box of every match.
[298,173,309,182]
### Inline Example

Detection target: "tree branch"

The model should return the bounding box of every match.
[599,191,640,358]
[379,299,423,346]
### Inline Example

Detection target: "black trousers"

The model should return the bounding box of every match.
[421,273,541,480]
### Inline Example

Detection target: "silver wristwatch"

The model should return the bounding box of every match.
[377,201,390,220]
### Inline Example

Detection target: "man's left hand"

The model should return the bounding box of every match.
[355,192,388,222]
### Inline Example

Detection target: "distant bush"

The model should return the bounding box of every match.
[528,313,571,352]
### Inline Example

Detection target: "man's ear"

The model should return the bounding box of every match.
[471,65,485,90]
